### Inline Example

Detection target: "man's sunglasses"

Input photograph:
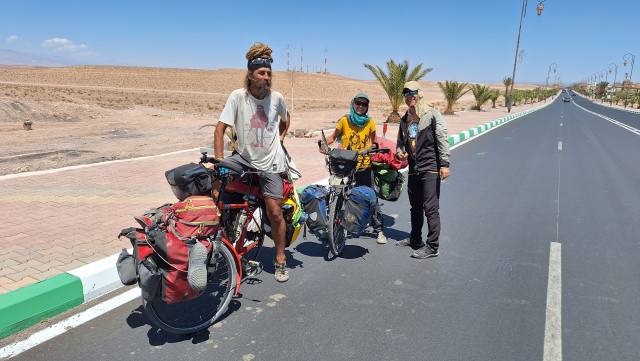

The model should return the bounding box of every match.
[403,90,419,97]
[354,100,369,107]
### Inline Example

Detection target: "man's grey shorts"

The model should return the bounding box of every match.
[221,154,284,200]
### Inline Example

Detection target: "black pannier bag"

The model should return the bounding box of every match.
[116,249,137,286]
[138,256,162,301]
[329,149,359,177]
[165,163,212,201]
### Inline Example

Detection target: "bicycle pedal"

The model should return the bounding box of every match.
[245,260,263,277]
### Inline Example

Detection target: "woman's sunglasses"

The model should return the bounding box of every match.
[403,90,419,97]
[354,100,369,107]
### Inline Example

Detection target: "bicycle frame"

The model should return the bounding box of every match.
[201,157,267,296]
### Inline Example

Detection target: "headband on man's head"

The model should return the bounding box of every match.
[248,58,272,72]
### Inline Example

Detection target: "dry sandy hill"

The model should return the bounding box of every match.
[0,65,539,175]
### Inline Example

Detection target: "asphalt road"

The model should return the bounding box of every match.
[568,90,640,130]
[7,96,640,361]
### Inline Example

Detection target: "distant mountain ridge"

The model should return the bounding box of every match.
[0,49,84,67]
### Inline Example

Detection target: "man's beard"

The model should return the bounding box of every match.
[253,78,272,99]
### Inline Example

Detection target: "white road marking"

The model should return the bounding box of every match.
[0,288,141,359]
[0,148,201,181]
[572,102,640,136]
[560,123,563,126]
[544,242,562,361]
[558,141,562,150]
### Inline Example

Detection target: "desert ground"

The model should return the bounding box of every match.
[0,65,540,176]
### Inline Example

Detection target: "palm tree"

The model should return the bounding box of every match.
[532,88,540,103]
[437,80,470,115]
[597,81,609,99]
[489,89,501,108]
[470,84,492,110]
[364,59,432,123]
[513,89,523,105]
[502,90,510,106]
[503,77,512,98]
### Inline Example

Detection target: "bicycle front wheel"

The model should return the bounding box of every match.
[327,191,347,257]
[143,243,237,334]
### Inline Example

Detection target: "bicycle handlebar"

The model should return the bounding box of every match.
[200,152,244,175]
[200,152,273,179]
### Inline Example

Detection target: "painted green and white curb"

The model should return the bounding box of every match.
[0,95,559,340]
[0,273,84,339]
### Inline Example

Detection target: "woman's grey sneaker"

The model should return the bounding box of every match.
[410,246,439,259]
[273,257,290,282]
[376,232,387,244]
[188,242,209,291]
[395,238,424,247]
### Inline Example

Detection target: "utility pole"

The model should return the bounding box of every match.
[608,63,618,105]
[291,66,296,114]
[301,46,303,73]
[325,47,327,74]
[287,44,289,71]
[508,0,526,112]
[544,63,557,103]
[507,0,546,113]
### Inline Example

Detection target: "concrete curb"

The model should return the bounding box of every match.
[0,94,559,339]
[0,274,84,339]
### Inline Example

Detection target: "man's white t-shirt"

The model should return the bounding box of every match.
[219,89,288,173]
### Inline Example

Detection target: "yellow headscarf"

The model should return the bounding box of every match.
[404,81,431,118]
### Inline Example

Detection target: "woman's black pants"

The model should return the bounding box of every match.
[408,172,440,250]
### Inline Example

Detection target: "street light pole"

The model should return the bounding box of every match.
[507,0,527,113]
[592,73,599,99]
[545,63,557,102]
[623,53,635,109]
[608,63,618,105]
[508,0,546,113]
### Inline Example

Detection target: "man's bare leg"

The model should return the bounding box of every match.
[264,197,286,264]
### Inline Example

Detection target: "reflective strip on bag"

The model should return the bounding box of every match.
[176,219,219,226]
[173,206,218,213]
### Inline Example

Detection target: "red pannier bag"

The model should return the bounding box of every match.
[167,196,220,240]
[116,227,154,286]
[146,229,213,304]
[137,204,173,227]
[369,137,408,171]
[224,174,293,199]
[119,228,153,265]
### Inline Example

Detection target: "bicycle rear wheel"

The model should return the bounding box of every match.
[143,243,237,334]
[327,191,347,256]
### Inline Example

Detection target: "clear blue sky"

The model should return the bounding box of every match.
[1,0,639,85]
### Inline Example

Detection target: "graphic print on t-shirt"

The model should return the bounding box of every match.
[247,104,277,148]
[347,132,369,151]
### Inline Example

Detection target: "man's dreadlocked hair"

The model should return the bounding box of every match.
[246,42,273,63]
[245,42,274,92]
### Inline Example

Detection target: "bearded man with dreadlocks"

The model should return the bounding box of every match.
[214,42,292,282]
